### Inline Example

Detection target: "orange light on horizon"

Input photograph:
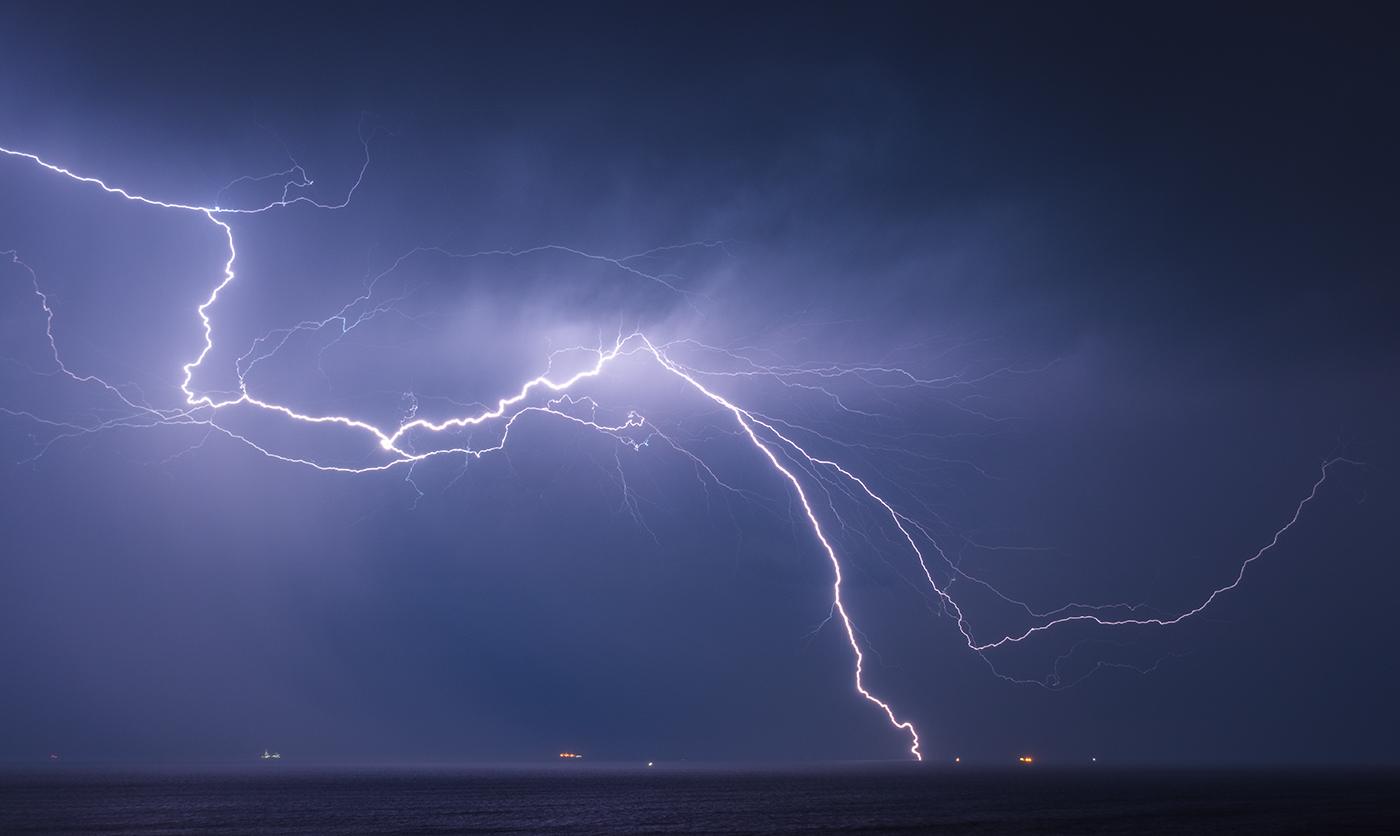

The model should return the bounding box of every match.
[558,752,582,759]
[1019,756,1033,763]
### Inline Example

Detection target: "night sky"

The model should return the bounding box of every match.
[0,3,1396,766]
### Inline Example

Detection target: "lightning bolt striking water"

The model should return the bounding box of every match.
[0,138,1355,760]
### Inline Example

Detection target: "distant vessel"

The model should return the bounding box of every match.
[261,750,281,759]
[558,752,582,759]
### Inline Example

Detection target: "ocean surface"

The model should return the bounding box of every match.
[2,763,1397,835]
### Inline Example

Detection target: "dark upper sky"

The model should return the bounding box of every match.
[0,2,1395,765]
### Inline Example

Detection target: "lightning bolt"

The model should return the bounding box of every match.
[0,138,1356,761]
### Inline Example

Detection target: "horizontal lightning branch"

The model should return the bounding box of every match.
[0,143,1354,760]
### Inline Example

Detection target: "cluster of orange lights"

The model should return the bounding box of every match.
[953,756,1035,763]
[558,752,582,759]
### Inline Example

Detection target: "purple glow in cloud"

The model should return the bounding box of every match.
[0,139,1359,760]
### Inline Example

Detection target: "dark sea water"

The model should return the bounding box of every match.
[1,763,1396,835]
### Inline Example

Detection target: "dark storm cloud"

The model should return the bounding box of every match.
[0,3,1395,764]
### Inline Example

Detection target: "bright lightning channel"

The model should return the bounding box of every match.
[0,141,1355,761]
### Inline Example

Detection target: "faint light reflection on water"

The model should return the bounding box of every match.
[2,764,1398,835]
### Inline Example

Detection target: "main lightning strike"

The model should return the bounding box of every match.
[0,142,1354,760]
